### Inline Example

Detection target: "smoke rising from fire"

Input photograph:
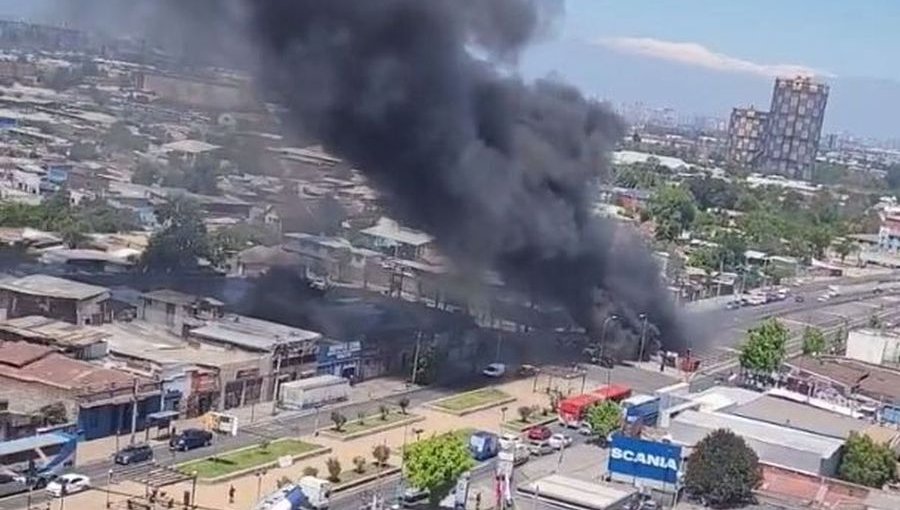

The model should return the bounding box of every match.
[52,0,688,355]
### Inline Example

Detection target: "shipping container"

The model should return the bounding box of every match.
[278,375,350,410]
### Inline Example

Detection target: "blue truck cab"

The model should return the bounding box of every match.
[469,431,500,461]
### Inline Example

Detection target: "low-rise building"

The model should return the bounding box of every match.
[669,410,844,476]
[188,315,321,402]
[360,217,436,262]
[0,315,109,360]
[0,341,160,440]
[139,289,224,334]
[0,274,111,325]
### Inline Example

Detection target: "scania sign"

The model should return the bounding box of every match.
[608,435,682,484]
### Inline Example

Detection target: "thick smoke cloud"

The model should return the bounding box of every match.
[51,0,688,355]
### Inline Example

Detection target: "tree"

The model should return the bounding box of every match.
[352,456,367,474]
[132,160,162,185]
[398,397,410,415]
[404,433,475,505]
[869,313,881,329]
[325,457,342,483]
[139,196,214,273]
[379,405,390,421]
[585,401,622,438]
[276,476,293,489]
[801,327,826,357]
[330,411,347,432]
[357,410,366,425]
[516,405,533,423]
[838,432,897,488]
[60,222,89,249]
[372,444,391,467]
[739,319,789,374]
[302,466,319,478]
[649,185,697,241]
[684,429,762,507]
[37,402,68,426]
[834,238,858,264]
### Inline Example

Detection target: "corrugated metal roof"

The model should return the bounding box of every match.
[672,410,844,456]
[518,474,634,509]
[0,275,108,300]
[0,433,70,457]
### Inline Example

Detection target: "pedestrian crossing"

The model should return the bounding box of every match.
[112,463,192,488]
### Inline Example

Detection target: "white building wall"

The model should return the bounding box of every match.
[845,329,900,365]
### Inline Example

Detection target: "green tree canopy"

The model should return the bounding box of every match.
[585,400,622,438]
[801,327,826,357]
[139,196,214,273]
[740,319,789,373]
[684,429,762,508]
[404,433,475,504]
[838,432,897,488]
[649,185,697,242]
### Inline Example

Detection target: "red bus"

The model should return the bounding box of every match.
[593,384,632,402]
[557,393,605,427]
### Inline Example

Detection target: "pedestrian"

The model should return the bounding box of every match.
[229,484,236,504]
[475,492,482,510]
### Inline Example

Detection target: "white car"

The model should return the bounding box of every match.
[46,474,90,497]
[482,363,506,378]
[499,433,521,450]
[548,433,573,450]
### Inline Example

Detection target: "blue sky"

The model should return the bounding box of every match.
[544,0,898,82]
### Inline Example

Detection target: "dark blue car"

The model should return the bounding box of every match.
[169,429,213,452]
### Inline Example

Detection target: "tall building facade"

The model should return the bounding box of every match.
[726,107,768,168]
[759,77,829,180]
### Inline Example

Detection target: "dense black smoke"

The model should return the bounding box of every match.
[49,0,688,355]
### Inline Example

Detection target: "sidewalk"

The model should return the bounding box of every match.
[75,376,421,465]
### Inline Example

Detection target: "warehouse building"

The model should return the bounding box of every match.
[730,395,867,440]
[669,410,844,476]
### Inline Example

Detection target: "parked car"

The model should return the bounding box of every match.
[725,300,741,310]
[395,487,430,509]
[794,295,805,303]
[526,425,552,441]
[498,433,520,450]
[528,440,554,456]
[46,474,90,498]
[169,428,213,451]
[482,363,506,378]
[548,433,573,450]
[114,444,154,465]
[516,365,539,377]
[577,423,593,436]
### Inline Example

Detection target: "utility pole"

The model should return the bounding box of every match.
[271,345,284,416]
[495,332,503,362]
[637,314,649,362]
[409,331,422,386]
[129,378,138,445]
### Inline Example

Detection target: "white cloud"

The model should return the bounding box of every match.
[594,37,833,79]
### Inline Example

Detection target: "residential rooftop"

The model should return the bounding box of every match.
[360,217,433,247]
[0,274,109,300]
[95,321,260,369]
[160,139,221,155]
[141,289,225,308]
[189,314,321,352]
[0,315,109,348]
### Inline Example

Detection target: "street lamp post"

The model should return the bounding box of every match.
[637,314,649,362]
[190,471,198,510]
[106,469,113,509]
[500,406,508,432]
[600,315,618,387]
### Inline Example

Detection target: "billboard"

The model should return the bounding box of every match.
[608,435,682,484]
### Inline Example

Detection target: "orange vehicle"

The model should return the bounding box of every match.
[557,393,605,427]
[593,384,632,402]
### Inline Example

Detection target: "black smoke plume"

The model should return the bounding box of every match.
[49,0,688,355]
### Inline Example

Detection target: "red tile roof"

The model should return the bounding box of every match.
[0,351,146,392]
[0,341,53,368]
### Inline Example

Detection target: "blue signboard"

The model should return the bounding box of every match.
[317,341,362,365]
[608,435,682,484]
